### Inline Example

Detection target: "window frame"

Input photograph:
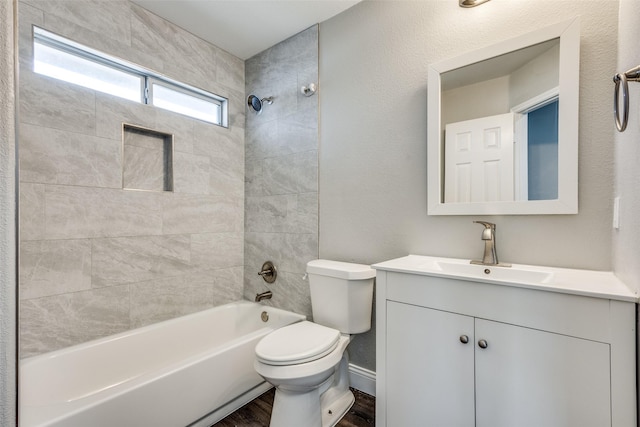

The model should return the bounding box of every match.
[148,78,226,125]
[33,26,228,127]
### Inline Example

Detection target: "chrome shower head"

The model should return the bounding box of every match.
[247,94,274,114]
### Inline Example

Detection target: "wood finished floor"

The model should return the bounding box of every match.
[211,388,375,427]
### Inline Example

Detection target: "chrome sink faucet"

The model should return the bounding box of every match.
[470,221,511,267]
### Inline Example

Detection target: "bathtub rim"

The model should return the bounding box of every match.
[20,300,304,367]
[19,300,306,427]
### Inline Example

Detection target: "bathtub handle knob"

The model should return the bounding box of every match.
[258,261,277,283]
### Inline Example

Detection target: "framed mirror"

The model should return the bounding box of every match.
[427,18,580,215]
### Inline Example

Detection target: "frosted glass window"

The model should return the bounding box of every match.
[151,83,222,125]
[32,26,228,127]
[34,42,142,102]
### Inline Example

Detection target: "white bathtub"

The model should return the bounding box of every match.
[19,301,305,427]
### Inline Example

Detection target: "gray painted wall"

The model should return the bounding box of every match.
[0,0,17,424]
[319,1,619,371]
[244,26,319,319]
[613,0,640,295]
[18,0,245,358]
[612,5,640,407]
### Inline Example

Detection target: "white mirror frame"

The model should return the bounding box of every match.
[427,17,580,215]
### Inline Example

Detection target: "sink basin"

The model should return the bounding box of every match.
[373,255,637,303]
[434,261,554,284]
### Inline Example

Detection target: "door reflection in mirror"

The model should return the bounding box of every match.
[441,39,560,203]
[444,113,514,203]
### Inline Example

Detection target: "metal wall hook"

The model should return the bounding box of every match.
[613,65,640,132]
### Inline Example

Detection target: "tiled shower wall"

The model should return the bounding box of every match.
[18,0,245,358]
[244,26,319,318]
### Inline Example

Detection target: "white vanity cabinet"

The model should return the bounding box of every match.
[374,256,637,427]
[387,302,610,427]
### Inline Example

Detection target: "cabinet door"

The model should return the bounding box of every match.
[475,319,611,427]
[386,301,475,427]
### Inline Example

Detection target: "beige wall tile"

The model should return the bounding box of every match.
[190,232,243,269]
[91,235,191,287]
[23,0,132,46]
[129,272,214,328]
[262,151,318,195]
[19,183,45,241]
[246,192,317,234]
[44,185,163,239]
[162,194,243,234]
[217,49,245,93]
[20,285,130,357]
[211,267,244,306]
[20,124,122,188]
[209,157,244,197]
[173,152,210,194]
[20,239,92,300]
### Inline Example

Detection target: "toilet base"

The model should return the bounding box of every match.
[320,348,355,427]
[321,387,355,427]
[267,351,354,427]
[269,378,355,427]
[270,386,323,427]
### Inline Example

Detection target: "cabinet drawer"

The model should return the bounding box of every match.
[385,271,614,342]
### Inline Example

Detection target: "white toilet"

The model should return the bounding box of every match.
[254,259,375,427]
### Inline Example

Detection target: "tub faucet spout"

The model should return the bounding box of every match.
[470,221,511,267]
[255,290,273,302]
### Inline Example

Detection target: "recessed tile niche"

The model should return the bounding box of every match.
[122,124,174,192]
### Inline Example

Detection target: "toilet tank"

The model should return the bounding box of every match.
[306,260,375,334]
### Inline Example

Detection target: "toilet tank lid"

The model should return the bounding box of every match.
[306,260,375,280]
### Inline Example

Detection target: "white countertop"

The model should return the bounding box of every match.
[372,255,638,303]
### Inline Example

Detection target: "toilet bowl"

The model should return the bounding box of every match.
[254,260,375,427]
[254,322,353,427]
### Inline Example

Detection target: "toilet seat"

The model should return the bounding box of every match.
[255,321,341,366]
